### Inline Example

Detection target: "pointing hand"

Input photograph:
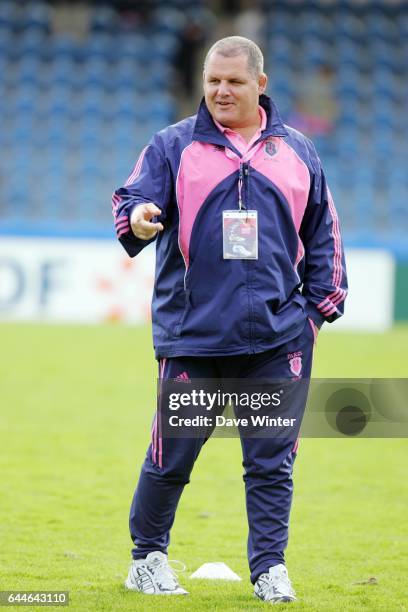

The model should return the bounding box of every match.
[130,203,164,240]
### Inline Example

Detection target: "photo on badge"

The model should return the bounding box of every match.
[223,210,258,260]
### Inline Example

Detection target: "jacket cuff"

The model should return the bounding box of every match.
[116,204,156,257]
[304,302,326,328]
[118,232,155,258]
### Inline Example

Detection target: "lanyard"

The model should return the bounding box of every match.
[230,137,266,211]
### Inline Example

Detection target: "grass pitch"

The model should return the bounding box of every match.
[0,323,407,611]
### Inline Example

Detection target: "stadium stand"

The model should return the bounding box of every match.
[0,0,407,257]
[0,0,179,236]
[264,1,408,256]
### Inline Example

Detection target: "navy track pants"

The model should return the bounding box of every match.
[129,318,315,583]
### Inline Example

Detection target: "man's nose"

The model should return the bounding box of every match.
[217,81,230,96]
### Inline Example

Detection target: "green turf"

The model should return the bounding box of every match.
[0,323,407,611]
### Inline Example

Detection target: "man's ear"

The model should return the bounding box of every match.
[258,73,267,95]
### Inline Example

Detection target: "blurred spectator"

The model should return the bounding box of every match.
[217,0,241,15]
[233,0,264,47]
[288,63,338,137]
[175,16,206,98]
[174,7,216,112]
[51,1,90,41]
[115,1,152,32]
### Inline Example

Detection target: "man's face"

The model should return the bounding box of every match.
[203,52,267,129]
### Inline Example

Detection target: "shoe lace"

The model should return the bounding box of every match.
[153,559,186,590]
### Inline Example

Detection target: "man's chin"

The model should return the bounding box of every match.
[213,111,238,129]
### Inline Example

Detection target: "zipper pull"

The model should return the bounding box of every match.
[238,164,244,210]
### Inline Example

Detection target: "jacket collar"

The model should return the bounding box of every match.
[192,94,288,147]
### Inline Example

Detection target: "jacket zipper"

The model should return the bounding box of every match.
[238,162,250,210]
[240,162,256,353]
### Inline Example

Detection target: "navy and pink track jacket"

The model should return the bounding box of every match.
[112,95,348,358]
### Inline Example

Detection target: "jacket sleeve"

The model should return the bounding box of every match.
[111,138,172,257]
[299,151,348,328]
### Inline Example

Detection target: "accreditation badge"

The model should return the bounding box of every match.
[222,210,258,260]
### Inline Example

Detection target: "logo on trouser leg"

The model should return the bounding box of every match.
[174,371,191,383]
[288,352,302,377]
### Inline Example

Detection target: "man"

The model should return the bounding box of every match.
[112,36,347,604]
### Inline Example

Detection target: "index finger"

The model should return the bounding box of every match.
[143,204,162,219]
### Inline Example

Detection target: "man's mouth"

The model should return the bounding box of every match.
[216,101,234,108]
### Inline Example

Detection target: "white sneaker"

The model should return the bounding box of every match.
[254,564,296,604]
[125,551,188,595]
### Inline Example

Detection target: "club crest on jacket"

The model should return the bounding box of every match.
[288,353,302,377]
[264,139,277,157]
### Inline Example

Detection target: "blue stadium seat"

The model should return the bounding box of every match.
[82,56,111,89]
[81,33,115,62]
[371,47,400,72]
[152,7,185,35]
[265,11,292,38]
[366,13,398,43]
[334,12,364,42]
[89,6,117,34]
[389,182,408,227]
[300,12,333,43]
[147,95,177,123]
[0,27,15,59]
[268,36,294,68]
[116,34,151,63]
[44,56,79,88]
[42,90,74,119]
[106,90,143,121]
[0,1,17,29]
[335,78,362,101]
[337,98,363,130]
[15,55,43,86]
[12,83,39,114]
[151,33,178,61]
[301,39,330,66]
[109,58,143,91]
[24,2,50,34]
[372,98,397,130]
[45,36,80,61]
